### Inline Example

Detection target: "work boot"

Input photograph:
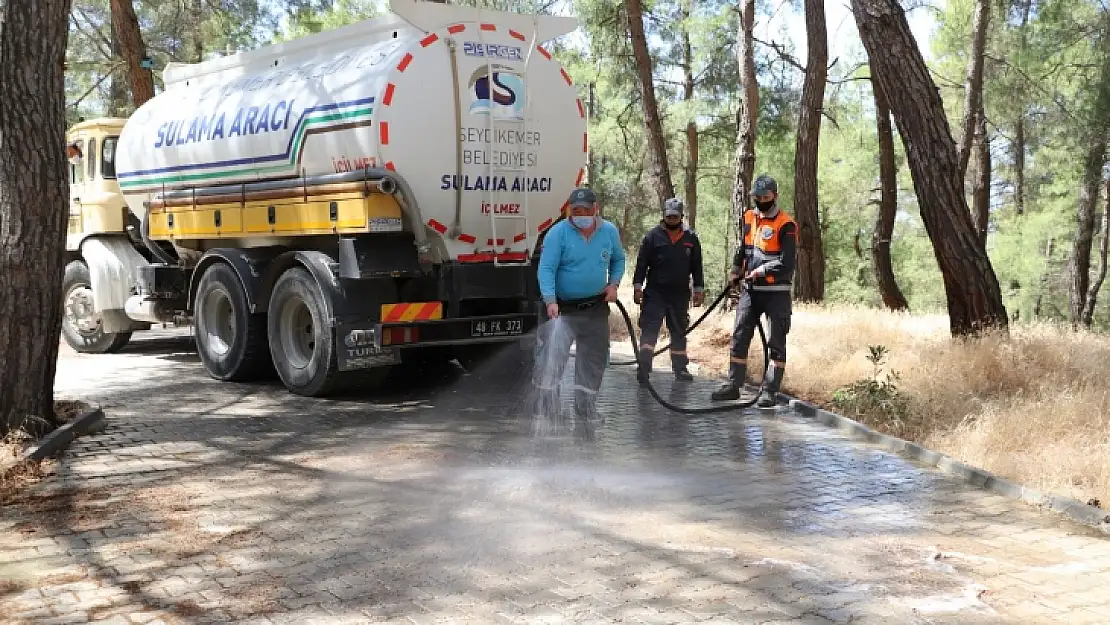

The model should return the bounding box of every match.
[710,362,747,401]
[757,364,785,408]
[672,354,693,381]
[637,349,653,385]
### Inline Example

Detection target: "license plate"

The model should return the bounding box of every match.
[471,318,524,337]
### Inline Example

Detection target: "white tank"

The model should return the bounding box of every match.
[115,0,586,261]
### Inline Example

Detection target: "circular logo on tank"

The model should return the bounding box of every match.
[375,22,587,259]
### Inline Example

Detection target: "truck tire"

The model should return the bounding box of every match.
[267,267,394,397]
[194,262,272,381]
[61,260,132,354]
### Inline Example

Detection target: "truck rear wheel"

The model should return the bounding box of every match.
[61,260,132,354]
[268,267,394,397]
[194,262,272,381]
[265,267,340,396]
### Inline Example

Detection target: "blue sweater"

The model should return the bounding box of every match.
[538,219,626,305]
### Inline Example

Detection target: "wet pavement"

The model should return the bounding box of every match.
[2,328,1110,624]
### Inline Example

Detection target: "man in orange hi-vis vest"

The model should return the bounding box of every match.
[711,174,798,408]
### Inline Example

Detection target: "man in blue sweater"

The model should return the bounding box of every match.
[533,187,626,420]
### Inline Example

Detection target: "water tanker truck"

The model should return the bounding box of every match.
[61,0,587,396]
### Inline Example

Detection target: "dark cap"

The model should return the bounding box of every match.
[751,174,778,196]
[663,197,684,217]
[567,187,597,208]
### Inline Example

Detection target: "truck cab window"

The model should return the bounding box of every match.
[87,138,97,180]
[102,137,118,179]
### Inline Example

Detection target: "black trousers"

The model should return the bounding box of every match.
[731,288,791,364]
[637,287,691,372]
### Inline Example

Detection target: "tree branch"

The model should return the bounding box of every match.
[753,36,806,73]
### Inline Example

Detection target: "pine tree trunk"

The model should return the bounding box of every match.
[681,6,699,231]
[192,0,205,63]
[1068,29,1110,328]
[957,0,990,182]
[731,0,758,247]
[850,0,1009,336]
[870,77,909,311]
[626,0,675,207]
[1013,116,1025,215]
[1033,237,1054,319]
[107,20,129,116]
[792,0,828,302]
[111,0,156,108]
[1082,180,1110,327]
[0,0,73,437]
[972,109,991,246]
[1069,139,1107,326]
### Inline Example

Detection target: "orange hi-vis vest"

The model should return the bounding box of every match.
[741,208,797,291]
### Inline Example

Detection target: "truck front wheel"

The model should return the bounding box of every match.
[61,260,131,354]
[194,262,272,381]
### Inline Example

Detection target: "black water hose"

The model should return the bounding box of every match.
[610,284,771,414]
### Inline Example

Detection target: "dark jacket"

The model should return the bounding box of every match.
[633,224,705,294]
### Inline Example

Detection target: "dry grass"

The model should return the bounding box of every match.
[609,288,1110,506]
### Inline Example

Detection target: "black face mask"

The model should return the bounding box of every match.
[754,199,775,212]
[664,220,682,230]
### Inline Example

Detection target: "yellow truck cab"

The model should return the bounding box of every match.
[63,118,152,354]
[66,118,133,249]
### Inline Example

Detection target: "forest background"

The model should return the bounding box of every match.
[57,0,1110,505]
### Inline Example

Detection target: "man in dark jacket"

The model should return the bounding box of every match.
[711,174,797,407]
[632,198,705,381]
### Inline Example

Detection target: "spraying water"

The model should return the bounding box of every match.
[527,315,574,438]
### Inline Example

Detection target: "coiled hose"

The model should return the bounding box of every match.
[610,284,770,414]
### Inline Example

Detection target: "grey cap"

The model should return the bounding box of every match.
[751,174,778,196]
[663,197,684,217]
[567,187,597,208]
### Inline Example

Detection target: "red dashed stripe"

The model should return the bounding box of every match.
[458,252,528,263]
[384,25,581,251]
[583,133,589,153]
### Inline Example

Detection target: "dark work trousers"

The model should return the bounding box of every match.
[637,288,691,373]
[531,299,611,418]
[730,288,791,391]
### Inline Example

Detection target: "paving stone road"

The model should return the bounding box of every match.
[2,328,1110,624]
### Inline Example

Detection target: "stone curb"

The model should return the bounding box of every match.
[775,391,1110,535]
[1,406,106,478]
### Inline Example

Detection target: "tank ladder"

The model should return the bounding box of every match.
[477,12,538,267]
